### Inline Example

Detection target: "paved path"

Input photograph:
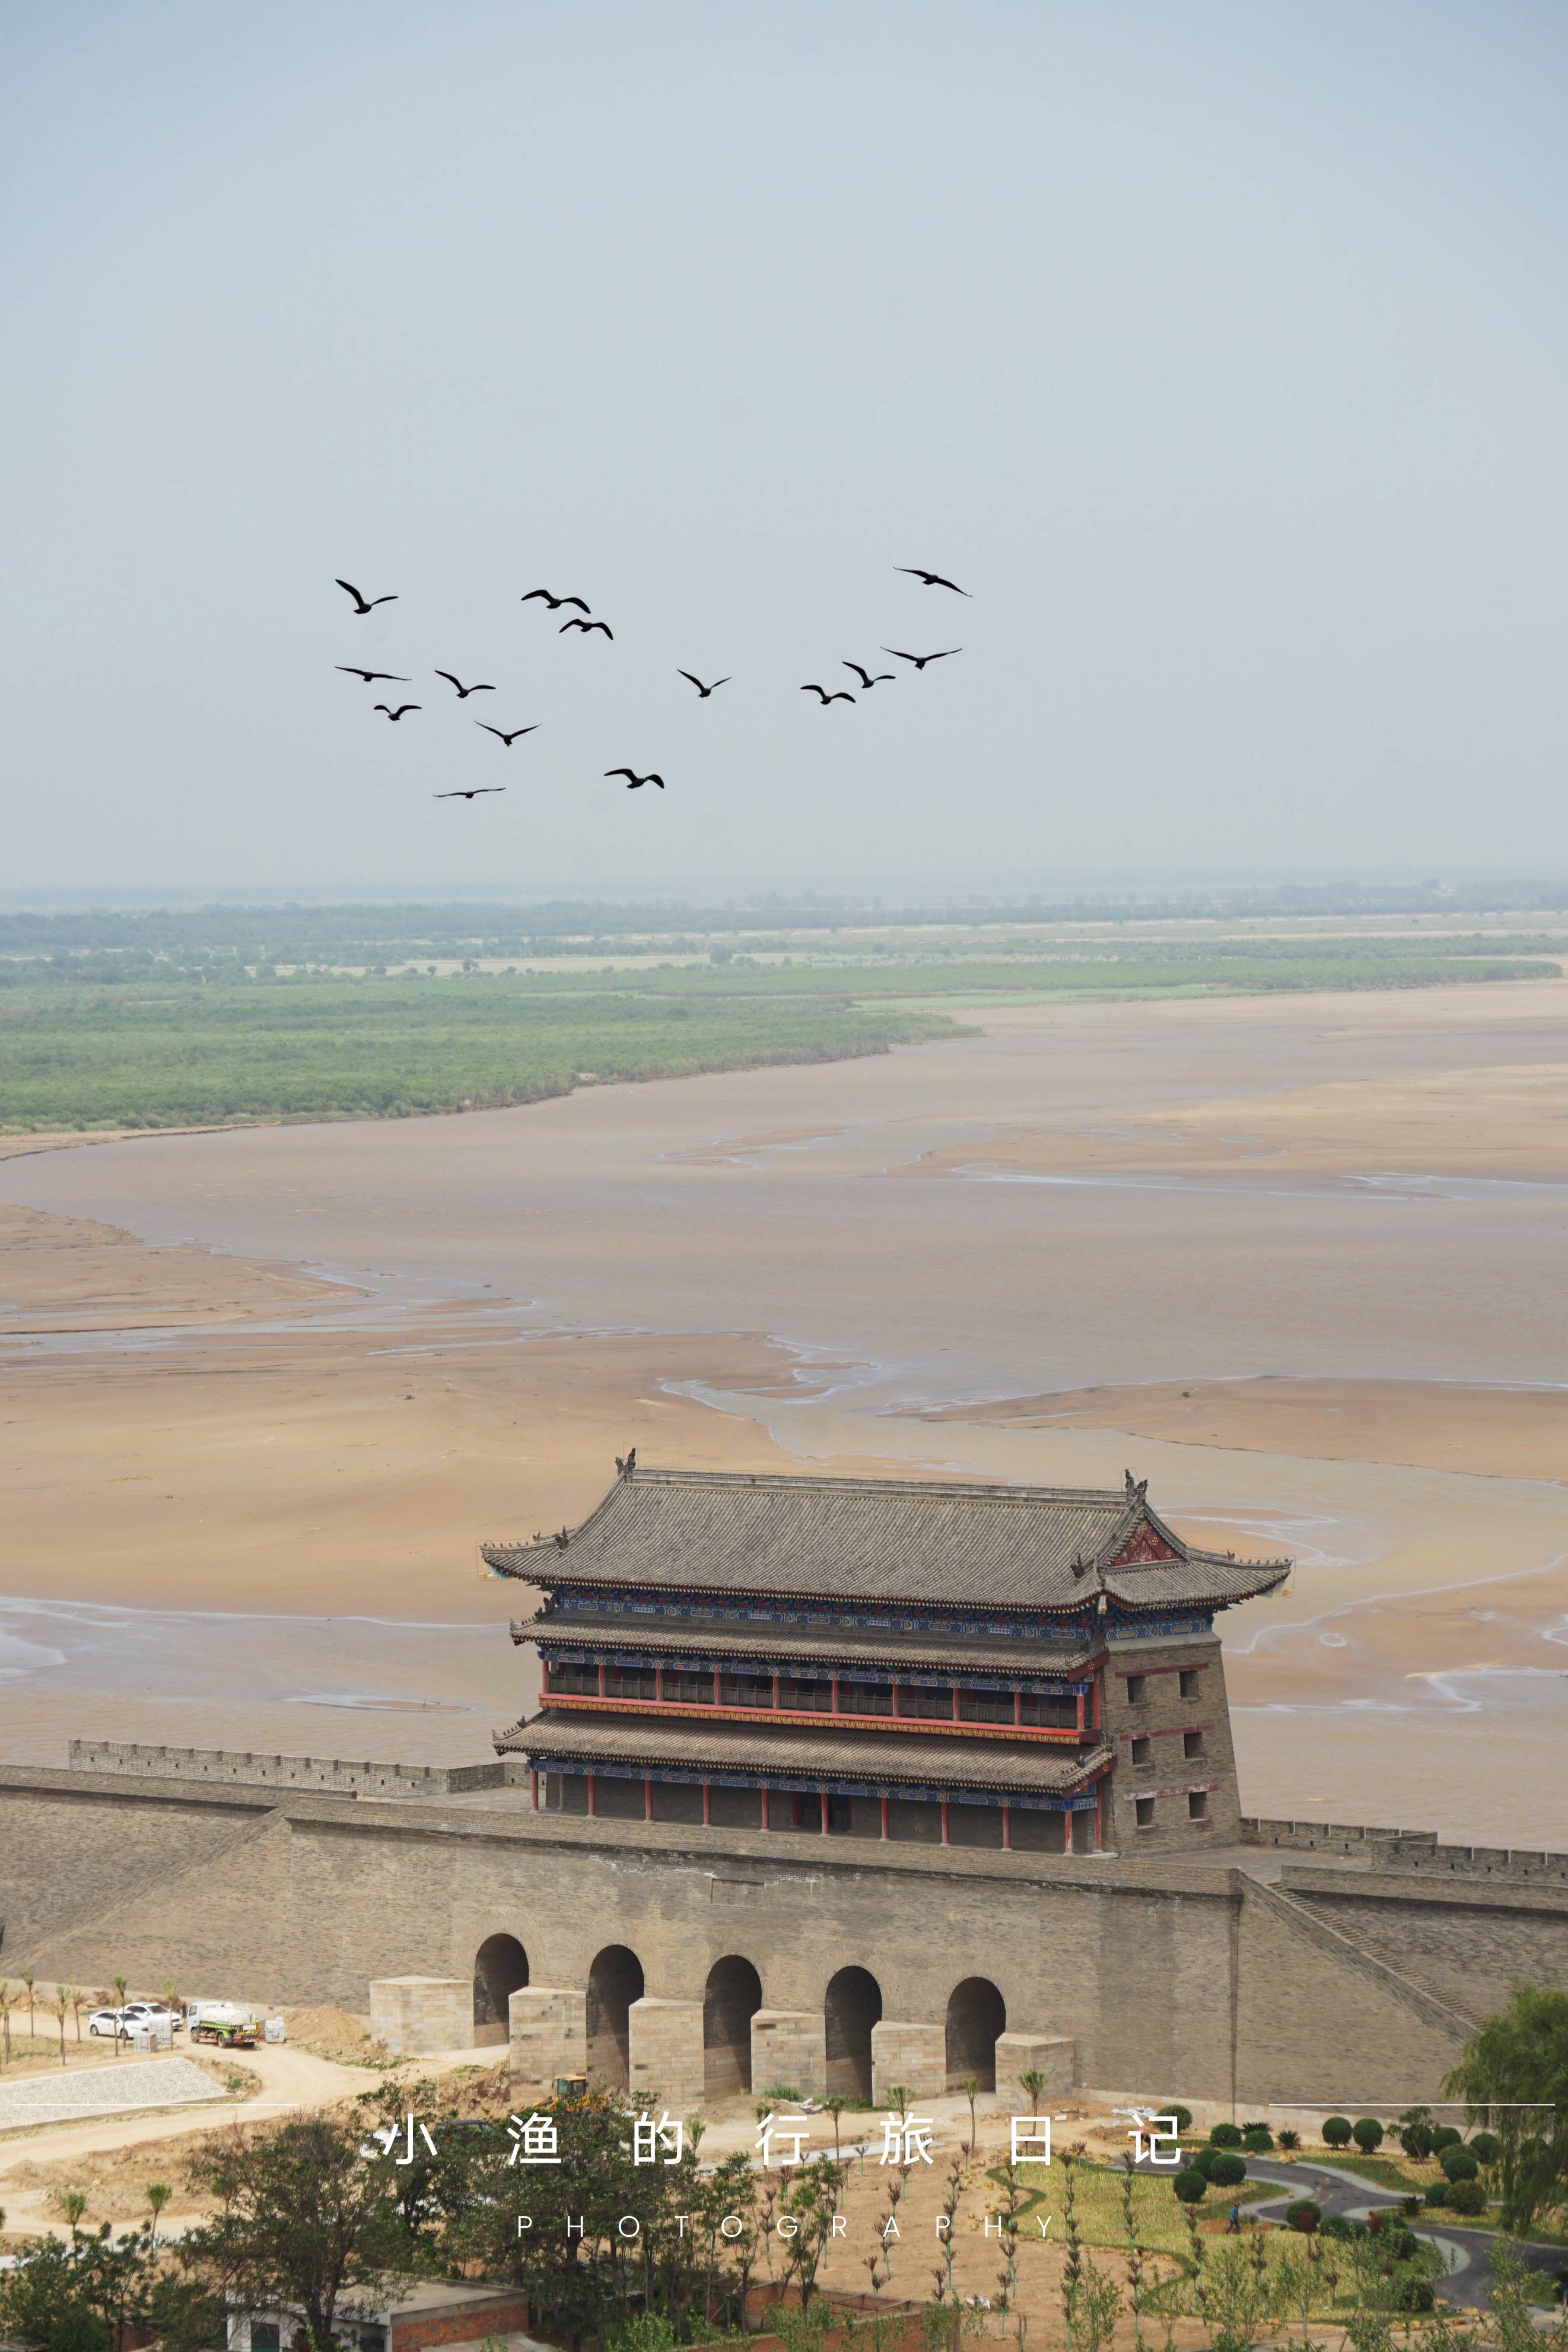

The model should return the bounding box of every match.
[0,2057,225,2135]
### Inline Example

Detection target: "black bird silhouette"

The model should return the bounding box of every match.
[521,589,590,612]
[896,567,970,596]
[882,646,962,671]
[336,578,397,614]
[336,667,409,684]
[434,672,495,698]
[678,670,731,697]
[477,723,539,746]
[435,786,507,801]
[843,662,895,689]
[605,768,665,790]
[801,684,854,705]
[373,703,421,720]
[561,618,613,638]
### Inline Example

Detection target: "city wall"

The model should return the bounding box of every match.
[5,1761,1560,2106]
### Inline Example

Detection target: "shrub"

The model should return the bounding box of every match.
[1284,2200,1322,2233]
[1209,2122,1244,2148]
[1400,2124,1434,2160]
[1208,2151,1248,2189]
[1277,2128,1301,2151]
[1424,2182,1451,2207]
[1319,2215,1363,2242]
[1173,2169,1208,2205]
[1241,2120,1271,2135]
[1446,2178,1487,2216]
[1191,2147,1222,2179]
[1351,2118,1386,2153]
[1400,2196,1423,2218]
[1322,2116,1353,2148]
[1391,2270,1436,2312]
[1470,2131,1502,2167]
[1242,2126,1275,2153]
[1430,2125,1463,2153]
[1440,2146,1480,2183]
[1157,2103,1193,2133]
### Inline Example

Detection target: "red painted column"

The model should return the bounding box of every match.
[644,1776,654,1821]
[587,1773,597,1817]
[531,1769,539,1812]
[820,1790,830,1835]
[597,1661,607,1699]
[656,1665,664,1702]
[772,1672,780,1707]
[832,1676,840,1714]
[1002,1801,1012,1849]
[940,1798,950,1845]
[713,1666,721,1705]
[1077,1690,1086,1737]
[1014,1689,1022,1727]
[880,1796,890,1839]
[761,1785,771,1830]
[702,1782,712,1826]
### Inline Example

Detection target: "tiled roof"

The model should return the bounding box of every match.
[483,1466,1289,1614]
[512,1609,1101,1680]
[497,1709,1112,1795]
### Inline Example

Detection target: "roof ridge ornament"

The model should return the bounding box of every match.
[615,1446,638,1478]
[554,1527,571,1550]
[1124,1469,1148,1502]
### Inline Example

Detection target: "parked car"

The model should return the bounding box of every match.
[87,2008,128,2038]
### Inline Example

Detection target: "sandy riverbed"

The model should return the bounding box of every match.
[2,982,1564,1839]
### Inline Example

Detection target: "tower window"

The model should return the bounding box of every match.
[1182,1730,1203,1759]
[1130,1736,1152,1766]
[1125,1674,1147,1706]
[1179,1669,1201,1699]
[1135,1796,1156,1827]
[1188,1790,1208,1820]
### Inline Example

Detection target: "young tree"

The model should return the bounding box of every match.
[145,2179,173,2250]
[19,1970,36,2040]
[66,1984,86,2044]
[0,1983,15,2068]
[110,1975,128,2059]
[1445,1985,1568,2233]
[47,1989,69,2067]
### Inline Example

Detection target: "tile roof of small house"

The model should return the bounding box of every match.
[511,1609,1103,1680]
[498,1708,1112,1795]
[483,1466,1289,1615]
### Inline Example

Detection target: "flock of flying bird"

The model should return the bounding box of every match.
[332,567,969,803]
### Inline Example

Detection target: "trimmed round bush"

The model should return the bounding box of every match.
[1191,2146,1222,2179]
[1351,2118,1386,2153]
[1431,2126,1463,2153]
[1209,2151,1248,2189]
[1400,2124,1434,2160]
[1284,2200,1322,2233]
[1173,2169,1208,2205]
[1446,2179,1487,2217]
[1322,2116,1353,2148]
[1159,2103,1194,2134]
[1424,2182,1451,2207]
[1470,2132,1502,2167]
[1209,2122,1244,2148]
[1242,2126,1275,2153]
[1391,2271,1436,2312]
[1440,2146,1480,2183]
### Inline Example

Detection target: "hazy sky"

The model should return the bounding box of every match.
[5,2,1567,896]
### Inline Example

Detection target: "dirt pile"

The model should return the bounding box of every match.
[281,2006,389,2065]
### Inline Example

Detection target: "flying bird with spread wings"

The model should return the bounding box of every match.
[336,667,409,684]
[476,723,540,746]
[336,579,397,613]
[843,662,895,689]
[435,786,507,801]
[800,684,854,705]
[881,646,962,671]
[521,589,590,612]
[373,703,420,720]
[896,567,970,596]
[561,618,613,638]
[605,768,665,790]
[434,672,494,698]
[678,670,730,697]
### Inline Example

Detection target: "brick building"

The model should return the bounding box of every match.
[485,1463,1288,1857]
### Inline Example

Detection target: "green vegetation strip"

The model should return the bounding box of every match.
[0,978,965,1132]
